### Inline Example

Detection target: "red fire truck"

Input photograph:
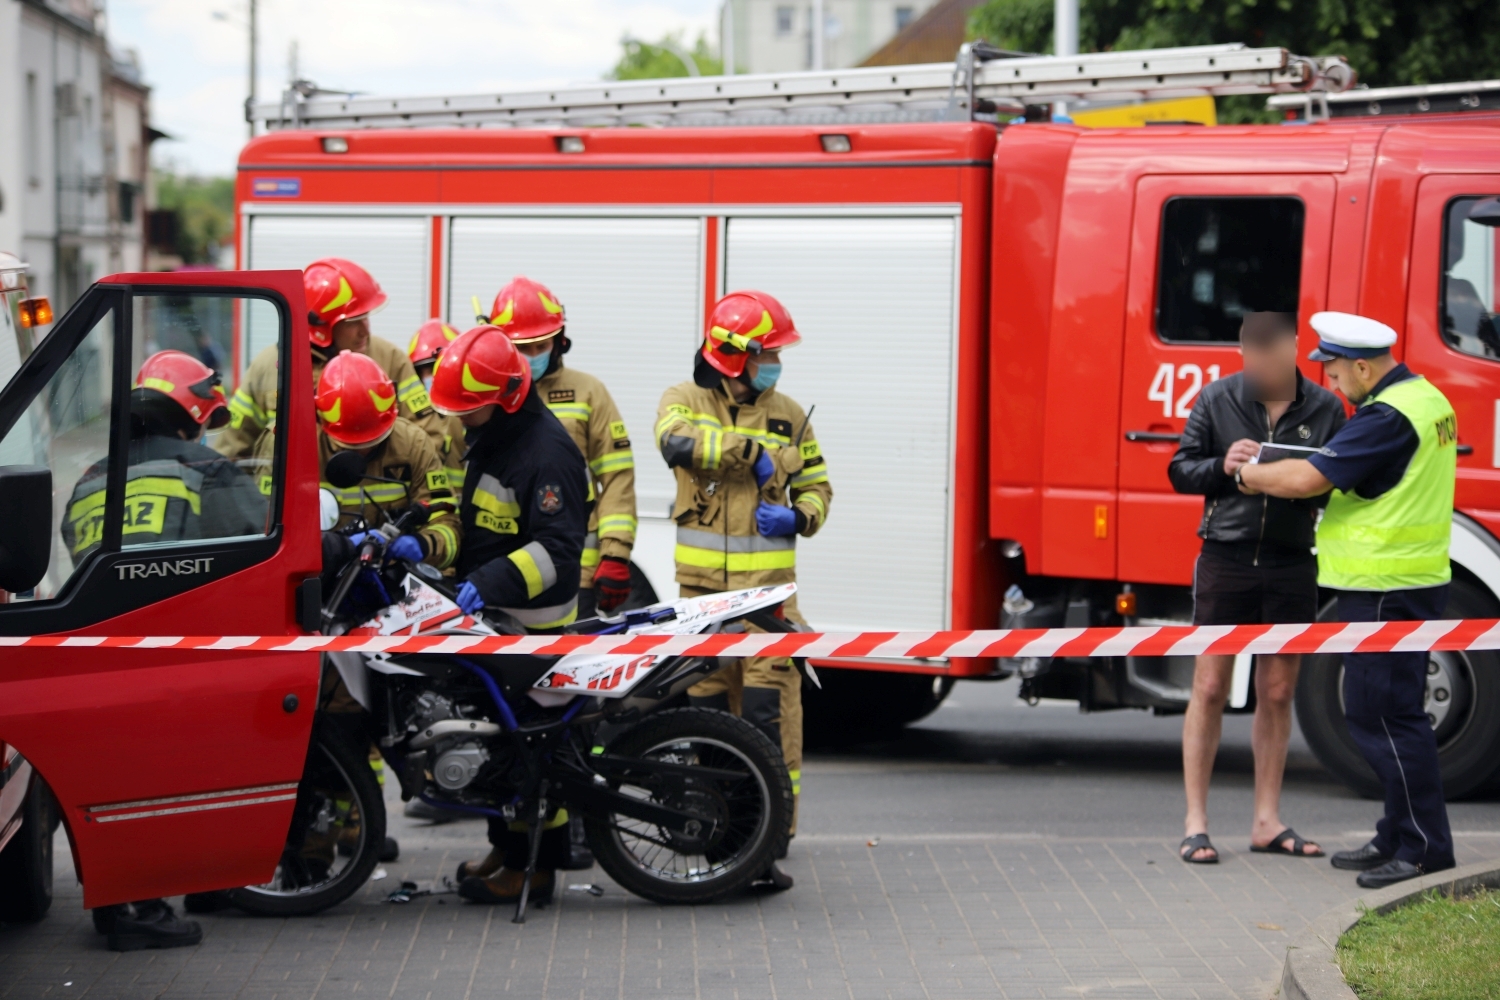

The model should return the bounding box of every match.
[3,43,1499,907]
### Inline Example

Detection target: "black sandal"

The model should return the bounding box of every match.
[1251,827,1323,858]
[1180,833,1219,864]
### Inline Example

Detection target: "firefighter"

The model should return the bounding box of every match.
[427,323,590,906]
[480,276,637,618]
[407,318,471,492]
[65,350,266,951]
[215,257,444,462]
[656,289,831,856]
[1237,312,1457,888]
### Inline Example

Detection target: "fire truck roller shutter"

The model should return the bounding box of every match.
[245,215,431,381]
[447,216,702,604]
[724,216,958,744]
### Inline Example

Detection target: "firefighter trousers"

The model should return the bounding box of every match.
[683,586,803,833]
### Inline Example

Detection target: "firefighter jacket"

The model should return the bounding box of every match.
[216,336,442,461]
[455,388,591,631]
[537,363,637,586]
[433,411,470,491]
[252,417,461,569]
[656,379,831,591]
[63,434,268,562]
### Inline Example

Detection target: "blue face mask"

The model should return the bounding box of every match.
[749,362,781,393]
[527,347,551,381]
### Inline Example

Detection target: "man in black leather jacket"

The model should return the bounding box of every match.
[1167,312,1346,865]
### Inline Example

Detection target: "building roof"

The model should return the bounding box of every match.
[859,0,988,67]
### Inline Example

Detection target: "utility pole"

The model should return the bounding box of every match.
[721,1,735,76]
[1053,0,1077,118]
[811,0,824,71]
[247,0,257,139]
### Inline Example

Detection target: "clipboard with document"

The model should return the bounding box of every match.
[1251,442,1324,464]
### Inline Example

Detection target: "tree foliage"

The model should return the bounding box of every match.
[153,172,234,265]
[968,0,1500,120]
[607,32,722,80]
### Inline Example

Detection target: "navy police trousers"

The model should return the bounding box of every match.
[1338,585,1455,872]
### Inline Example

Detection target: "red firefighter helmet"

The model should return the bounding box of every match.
[304,258,388,348]
[134,350,229,429]
[407,318,461,367]
[429,325,531,415]
[316,350,399,447]
[700,290,801,378]
[486,275,566,344]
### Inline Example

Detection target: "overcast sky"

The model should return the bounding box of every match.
[106,0,721,176]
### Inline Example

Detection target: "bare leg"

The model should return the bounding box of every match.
[1183,654,1234,861]
[1249,654,1320,853]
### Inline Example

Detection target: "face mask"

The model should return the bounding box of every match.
[420,374,434,392]
[749,362,781,393]
[527,347,551,381]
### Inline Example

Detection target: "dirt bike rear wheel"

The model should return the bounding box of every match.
[226,721,385,916]
[584,708,793,905]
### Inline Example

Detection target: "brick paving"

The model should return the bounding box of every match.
[4,680,1498,999]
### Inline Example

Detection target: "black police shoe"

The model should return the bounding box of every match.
[1331,841,1393,871]
[106,898,203,952]
[183,890,235,914]
[91,903,130,935]
[1356,859,1425,889]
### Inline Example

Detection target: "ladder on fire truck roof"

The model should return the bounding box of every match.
[252,42,1356,132]
[1268,79,1500,120]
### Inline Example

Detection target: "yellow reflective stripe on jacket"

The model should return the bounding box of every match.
[426,522,459,569]
[228,387,267,429]
[498,596,578,631]
[320,481,408,506]
[702,427,723,469]
[473,477,521,516]
[797,492,826,521]
[446,466,466,489]
[396,374,432,412]
[598,513,637,536]
[728,425,790,449]
[507,540,558,599]
[547,402,593,422]
[790,467,829,488]
[590,451,634,476]
[68,476,203,521]
[674,526,795,572]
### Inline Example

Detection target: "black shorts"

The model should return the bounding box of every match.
[1191,550,1319,626]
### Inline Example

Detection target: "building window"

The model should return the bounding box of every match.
[1156,197,1304,344]
[775,5,794,35]
[895,6,915,31]
[1441,196,1500,360]
[25,73,40,187]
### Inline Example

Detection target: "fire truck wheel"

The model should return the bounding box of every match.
[1296,577,1500,800]
[803,672,954,748]
[0,770,56,923]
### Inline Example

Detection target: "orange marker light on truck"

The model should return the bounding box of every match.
[1093,505,1108,539]
[17,296,52,328]
[1114,592,1137,616]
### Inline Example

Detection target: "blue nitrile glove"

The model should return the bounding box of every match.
[455,580,484,614]
[346,531,374,547]
[386,534,424,562]
[756,501,798,538]
[753,448,775,488]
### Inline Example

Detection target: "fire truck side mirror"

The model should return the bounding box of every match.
[0,465,53,593]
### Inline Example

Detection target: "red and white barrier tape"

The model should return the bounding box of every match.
[4,619,1500,659]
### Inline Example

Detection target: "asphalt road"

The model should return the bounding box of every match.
[4,679,1499,999]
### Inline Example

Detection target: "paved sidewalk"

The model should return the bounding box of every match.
[3,680,1498,999]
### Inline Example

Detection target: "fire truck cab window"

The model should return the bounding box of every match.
[1441,197,1500,360]
[1156,197,1304,344]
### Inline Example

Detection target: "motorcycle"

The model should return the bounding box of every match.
[224,453,798,922]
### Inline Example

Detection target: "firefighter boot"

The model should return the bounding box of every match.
[458,868,555,907]
[456,848,504,884]
[559,812,595,871]
[107,898,203,952]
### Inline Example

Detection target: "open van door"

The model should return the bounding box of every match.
[0,270,322,908]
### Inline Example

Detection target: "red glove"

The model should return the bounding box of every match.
[593,556,632,614]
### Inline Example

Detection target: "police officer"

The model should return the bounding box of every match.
[656,290,832,855]
[65,350,265,951]
[216,258,444,461]
[1237,311,1457,888]
[427,324,590,905]
[407,318,471,492]
[480,277,638,618]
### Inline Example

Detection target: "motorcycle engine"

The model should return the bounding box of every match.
[432,742,489,791]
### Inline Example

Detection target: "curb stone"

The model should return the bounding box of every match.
[1280,857,1500,1000]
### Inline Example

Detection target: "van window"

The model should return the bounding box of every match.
[1441,196,1500,360]
[1157,197,1304,344]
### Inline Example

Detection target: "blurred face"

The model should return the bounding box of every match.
[1240,332,1298,402]
[331,315,371,353]
[515,336,554,359]
[458,403,496,428]
[745,348,781,382]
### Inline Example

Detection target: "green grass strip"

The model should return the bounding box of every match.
[1337,887,1500,1000]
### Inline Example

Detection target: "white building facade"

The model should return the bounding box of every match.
[721,0,942,74]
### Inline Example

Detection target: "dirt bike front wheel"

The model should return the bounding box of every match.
[584,708,793,905]
[226,720,386,916]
